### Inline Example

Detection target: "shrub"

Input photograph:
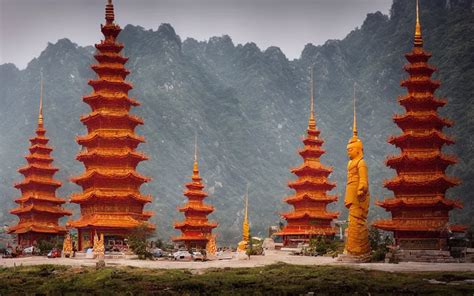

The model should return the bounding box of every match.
[369,227,393,262]
[303,236,342,256]
[127,224,153,260]
[38,240,55,255]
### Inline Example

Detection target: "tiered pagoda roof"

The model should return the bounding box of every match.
[67,0,154,244]
[173,142,217,248]
[8,78,71,245]
[275,69,338,242]
[373,1,465,247]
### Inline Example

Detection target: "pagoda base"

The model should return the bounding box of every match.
[77,228,136,251]
[173,240,208,250]
[16,232,65,248]
[388,249,459,263]
[337,252,371,263]
[278,234,335,248]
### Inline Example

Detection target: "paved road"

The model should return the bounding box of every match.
[2,251,474,272]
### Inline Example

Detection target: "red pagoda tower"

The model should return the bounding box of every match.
[8,77,71,247]
[275,69,338,246]
[373,0,465,251]
[68,0,154,250]
[173,140,217,249]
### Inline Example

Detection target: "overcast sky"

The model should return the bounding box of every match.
[0,0,392,69]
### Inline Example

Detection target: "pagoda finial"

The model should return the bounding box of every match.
[414,0,423,47]
[38,71,44,127]
[352,82,357,137]
[308,65,316,129]
[348,82,363,149]
[105,0,115,25]
[193,133,199,174]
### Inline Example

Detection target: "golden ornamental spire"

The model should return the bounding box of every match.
[193,134,199,174]
[308,65,316,129]
[348,82,363,149]
[242,185,250,242]
[38,71,44,127]
[352,83,357,137]
[414,0,423,47]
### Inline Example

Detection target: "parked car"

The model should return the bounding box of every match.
[173,250,192,261]
[151,247,163,258]
[23,246,39,255]
[2,247,17,258]
[47,248,61,258]
[192,251,205,261]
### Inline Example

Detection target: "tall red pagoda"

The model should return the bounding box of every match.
[275,69,338,246]
[173,140,217,249]
[373,0,465,251]
[8,77,71,247]
[68,0,154,250]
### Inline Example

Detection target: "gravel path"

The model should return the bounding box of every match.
[2,251,474,273]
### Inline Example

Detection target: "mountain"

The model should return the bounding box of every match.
[0,0,473,245]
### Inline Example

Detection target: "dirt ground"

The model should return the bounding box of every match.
[2,250,474,273]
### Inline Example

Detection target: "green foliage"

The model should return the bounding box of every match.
[127,224,153,260]
[304,236,342,256]
[1,264,474,295]
[154,239,164,249]
[369,227,394,262]
[246,237,264,256]
[37,240,54,256]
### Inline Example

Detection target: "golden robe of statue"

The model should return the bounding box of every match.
[344,135,371,256]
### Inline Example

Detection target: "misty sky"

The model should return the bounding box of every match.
[0,0,392,69]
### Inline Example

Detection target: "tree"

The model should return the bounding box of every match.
[127,224,153,260]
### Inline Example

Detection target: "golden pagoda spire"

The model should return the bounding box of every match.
[308,65,316,129]
[242,185,250,242]
[193,133,199,174]
[414,0,423,47]
[38,71,44,127]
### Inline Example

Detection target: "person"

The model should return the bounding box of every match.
[72,242,77,258]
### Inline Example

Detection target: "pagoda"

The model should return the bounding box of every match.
[68,0,154,250]
[8,77,71,247]
[173,140,217,249]
[373,0,465,251]
[275,68,338,246]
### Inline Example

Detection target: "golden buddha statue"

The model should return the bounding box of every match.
[206,234,217,256]
[343,86,370,258]
[62,233,73,258]
[92,232,99,253]
[94,233,105,260]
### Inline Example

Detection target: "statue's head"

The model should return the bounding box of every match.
[347,136,363,160]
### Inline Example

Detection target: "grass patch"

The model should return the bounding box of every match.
[0,263,473,295]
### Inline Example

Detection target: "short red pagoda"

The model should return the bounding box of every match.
[68,0,154,250]
[275,69,338,246]
[173,140,217,249]
[8,77,71,247]
[373,0,465,251]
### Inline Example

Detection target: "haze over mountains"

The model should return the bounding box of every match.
[0,0,472,244]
